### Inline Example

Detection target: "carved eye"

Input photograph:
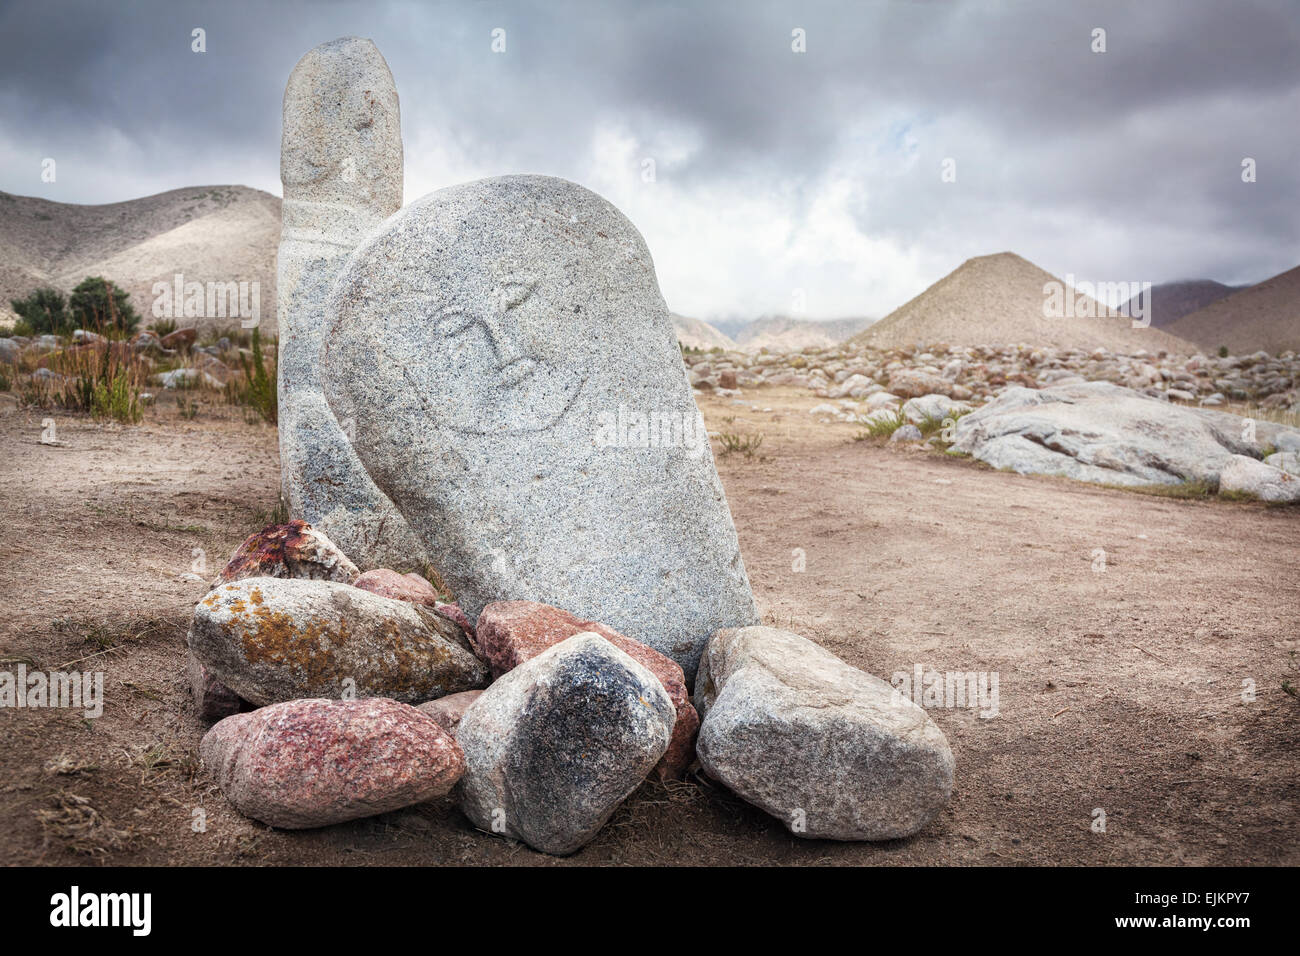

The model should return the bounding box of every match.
[432,307,473,336]
[499,281,534,310]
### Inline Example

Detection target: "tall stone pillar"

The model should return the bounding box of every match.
[276,37,425,568]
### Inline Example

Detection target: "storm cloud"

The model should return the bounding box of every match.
[1,0,1295,320]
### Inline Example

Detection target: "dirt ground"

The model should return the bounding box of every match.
[1,385,1296,867]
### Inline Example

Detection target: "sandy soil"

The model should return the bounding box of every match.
[1,386,1296,866]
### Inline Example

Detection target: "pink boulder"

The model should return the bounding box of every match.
[201,697,465,829]
[353,568,440,605]
[351,569,477,649]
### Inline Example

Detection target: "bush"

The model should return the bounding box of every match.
[69,277,140,338]
[237,328,277,424]
[90,368,142,424]
[11,287,72,336]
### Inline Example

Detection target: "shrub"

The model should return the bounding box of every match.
[11,287,72,336]
[69,277,140,338]
[90,369,142,424]
[236,328,277,424]
[855,406,908,440]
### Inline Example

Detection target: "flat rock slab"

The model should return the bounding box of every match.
[188,577,489,706]
[213,520,358,587]
[201,697,464,829]
[951,381,1294,487]
[695,626,955,841]
[476,600,699,780]
[321,174,758,681]
[455,633,675,855]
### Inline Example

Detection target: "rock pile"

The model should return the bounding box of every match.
[950,382,1300,490]
[684,341,1299,417]
[188,521,953,853]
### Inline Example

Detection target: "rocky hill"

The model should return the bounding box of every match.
[852,252,1195,354]
[0,185,280,333]
[1164,264,1300,355]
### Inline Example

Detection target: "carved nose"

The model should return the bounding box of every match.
[479,309,523,367]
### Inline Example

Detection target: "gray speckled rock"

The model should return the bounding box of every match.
[201,697,465,829]
[695,626,954,841]
[321,174,758,680]
[1264,451,1300,476]
[455,633,675,855]
[952,382,1279,486]
[276,37,426,567]
[187,577,488,706]
[1219,454,1300,501]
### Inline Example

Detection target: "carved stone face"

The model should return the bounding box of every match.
[322,175,759,679]
[385,262,586,434]
[327,176,660,439]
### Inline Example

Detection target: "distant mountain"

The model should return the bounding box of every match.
[1121,279,1244,328]
[1164,264,1300,355]
[671,313,736,350]
[0,185,280,333]
[733,315,874,350]
[688,314,874,351]
[852,251,1195,353]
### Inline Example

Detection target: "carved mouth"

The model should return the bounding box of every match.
[497,358,537,388]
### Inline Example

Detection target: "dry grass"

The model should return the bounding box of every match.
[33,793,133,858]
[717,430,766,458]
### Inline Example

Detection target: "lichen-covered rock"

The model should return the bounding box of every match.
[213,520,359,587]
[455,633,675,855]
[320,174,758,681]
[695,626,954,841]
[477,600,698,780]
[416,690,483,735]
[201,697,464,829]
[187,651,243,722]
[188,577,489,706]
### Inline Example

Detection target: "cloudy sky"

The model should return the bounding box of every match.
[0,0,1296,321]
